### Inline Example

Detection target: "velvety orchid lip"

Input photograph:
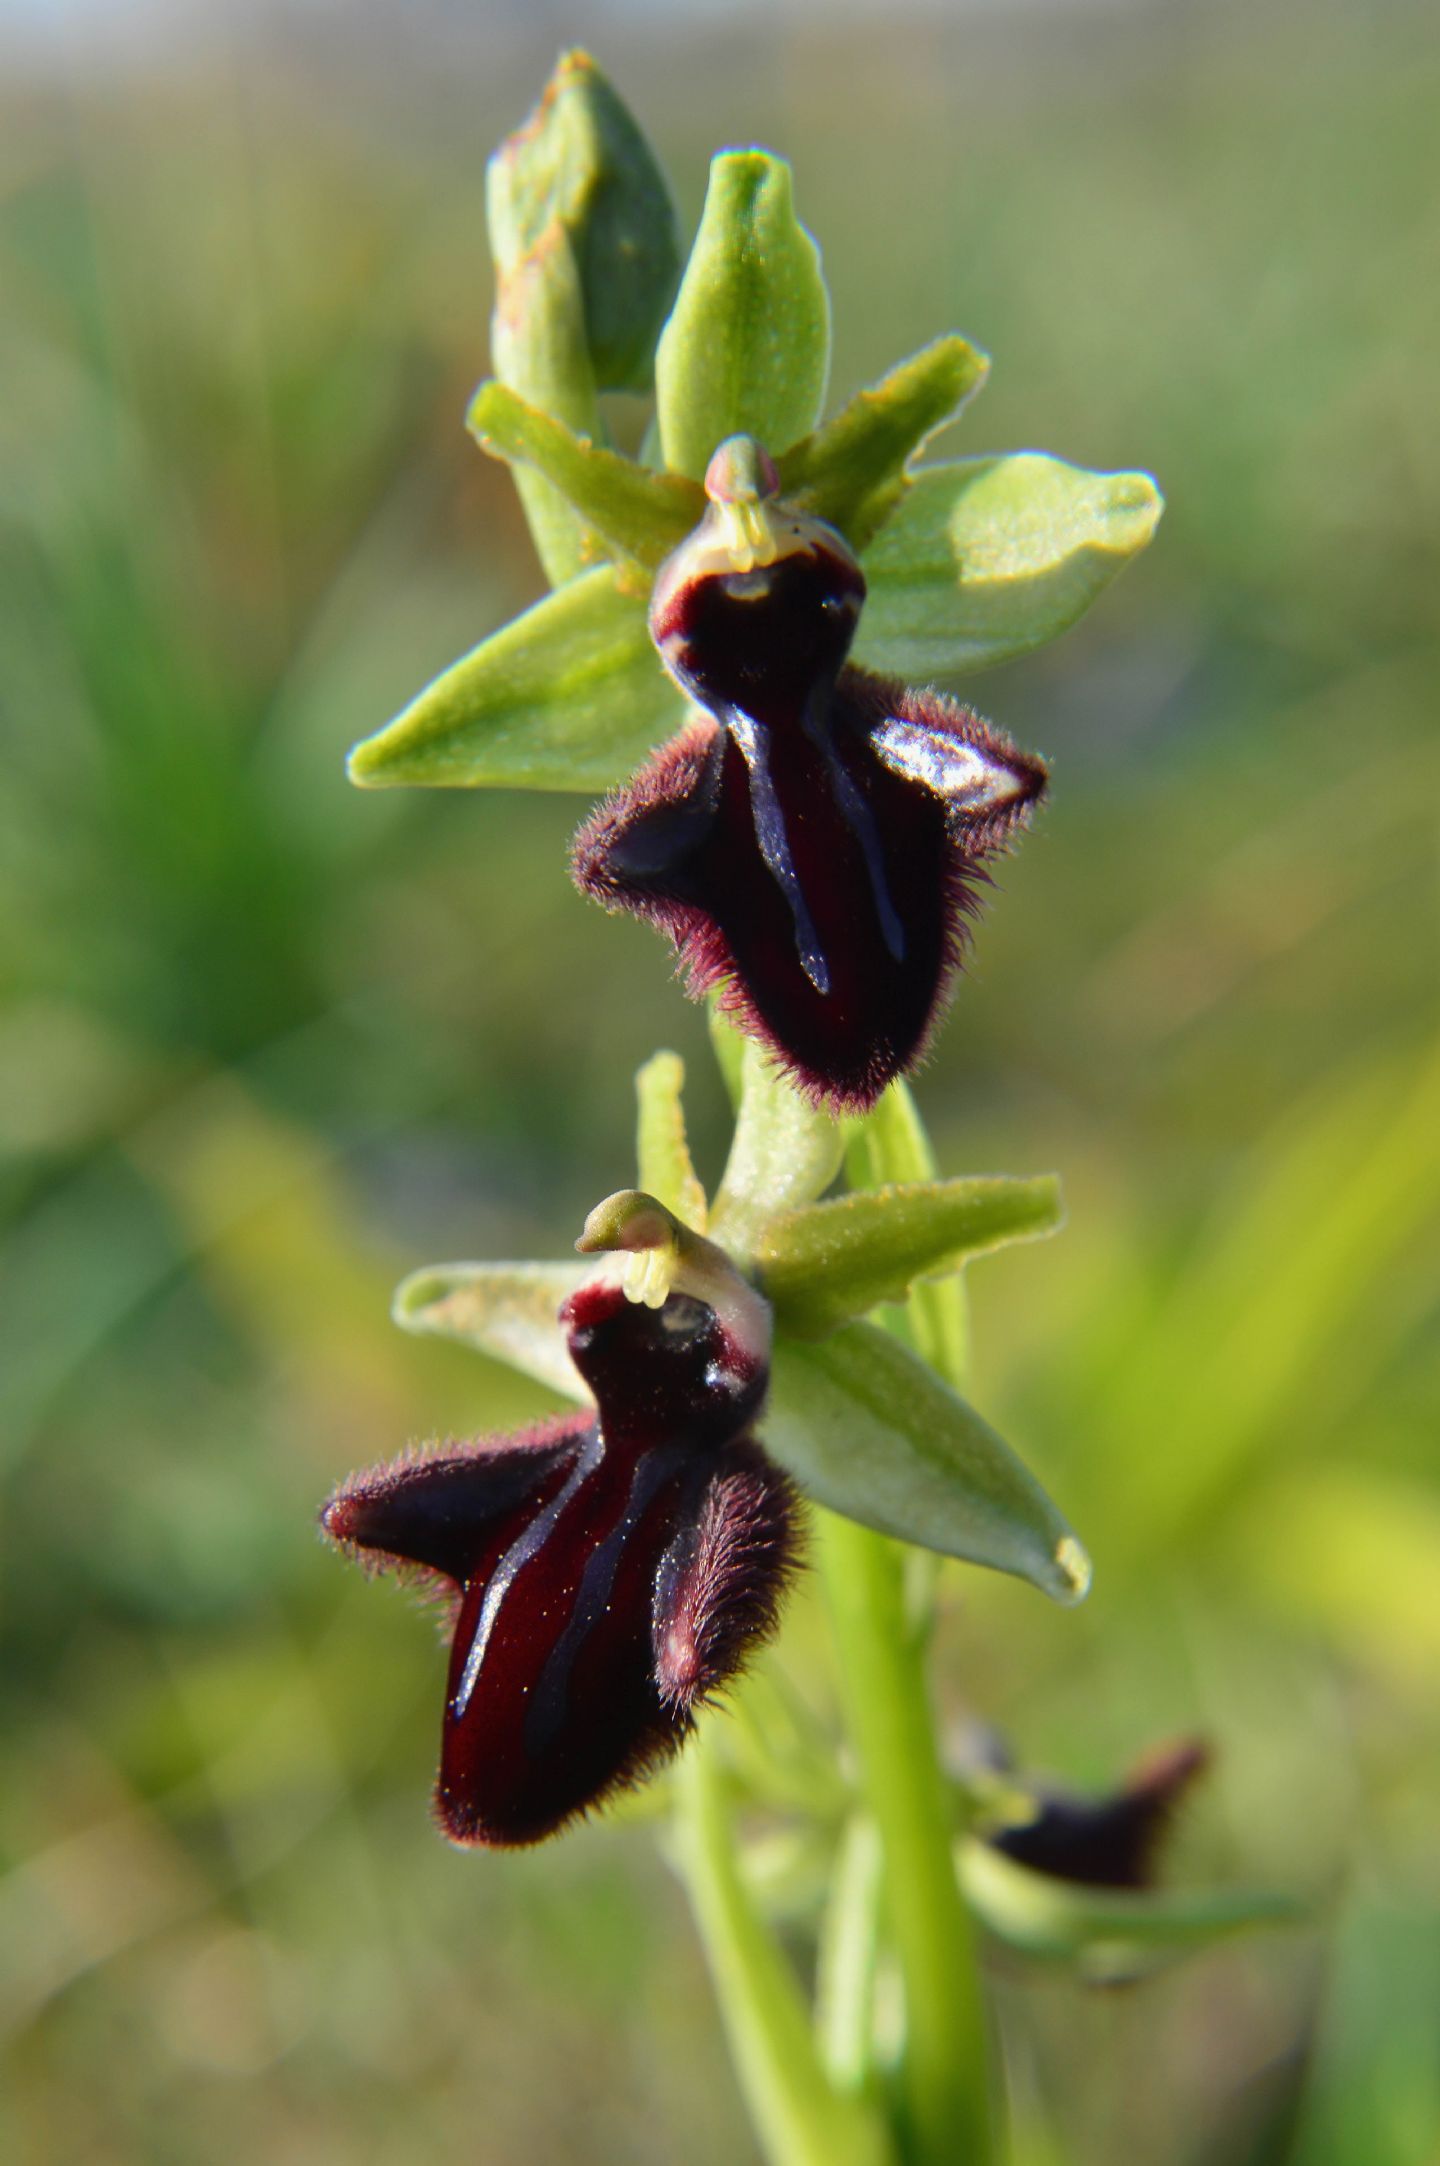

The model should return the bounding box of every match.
[573,436,1048,1110]
[322,1276,797,1848]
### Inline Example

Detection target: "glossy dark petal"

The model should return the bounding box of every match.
[989,1738,1210,1890]
[321,1280,797,1847]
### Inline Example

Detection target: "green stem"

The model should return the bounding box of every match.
[817,1514,991,2166]
[673,1729,894,2166]
[827,1081,992,2164]
[815,1813,885,2097]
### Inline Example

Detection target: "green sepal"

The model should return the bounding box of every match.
[634,1051,708,1228]
[709,1036,844,1263]
[777,336,989,553]
[346,567,684,793]
[766,1322,1090,1603]
[391,1260,588,1402]
[468,380,703,578]
[656,152,831,481]
[854,455,1164,679]
[757,1173,1063,1341]
[488,50,682,395]
[958,1840,1299,1983]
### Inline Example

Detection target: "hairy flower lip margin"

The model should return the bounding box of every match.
[321,1268,798,1848]
[574,435,1048,1111]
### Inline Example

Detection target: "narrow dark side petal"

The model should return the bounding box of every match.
[653,1440,800,1712]
[320,1416,587,1586]
[990,1737,1210,1889]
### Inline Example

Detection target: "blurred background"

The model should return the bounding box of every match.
[2,0,1438,2159]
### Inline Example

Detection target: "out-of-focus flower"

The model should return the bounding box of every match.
[985,1736,1211,1889]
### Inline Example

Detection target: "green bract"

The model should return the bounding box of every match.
[393,1026,1089,1610]
[957,1841,1299,1984]
[348,57,1161,793]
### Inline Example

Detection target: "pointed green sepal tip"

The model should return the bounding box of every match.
[778,334,991,553]
[345,566,682,794]
[488,49,682,394]
[757,1172,1064,1340]
[634,1050,708,1229]
[857,455,1164,679]
[768,1322,1090,1604]
[391,1258,589,1402]
[656,150,831,482]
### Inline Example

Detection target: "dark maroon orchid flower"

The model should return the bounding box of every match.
[322,1266,797,1847]
[573,437,1048,1111]
[988,1737,1210,1890]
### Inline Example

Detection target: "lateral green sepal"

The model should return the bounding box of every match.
[757,1173,1063,1340]
[766,1322,1089,1603]
[391,1260,589,1401]
[855,454,1164,678]
[346,567,684,792]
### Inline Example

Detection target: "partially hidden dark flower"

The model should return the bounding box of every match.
[322,1233,798,1847]
[573,437,1048,1111]
[986,1736,1210,1890]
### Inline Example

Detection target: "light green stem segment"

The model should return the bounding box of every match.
[673,1735,894,2166]
[817,1514,991,2166]
[815,1814,885,2097]
[822,1079,991,2166]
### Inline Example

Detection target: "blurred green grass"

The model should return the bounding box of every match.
[1,7,1437,2162]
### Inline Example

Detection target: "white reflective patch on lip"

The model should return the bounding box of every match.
[874,719,1025,808]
